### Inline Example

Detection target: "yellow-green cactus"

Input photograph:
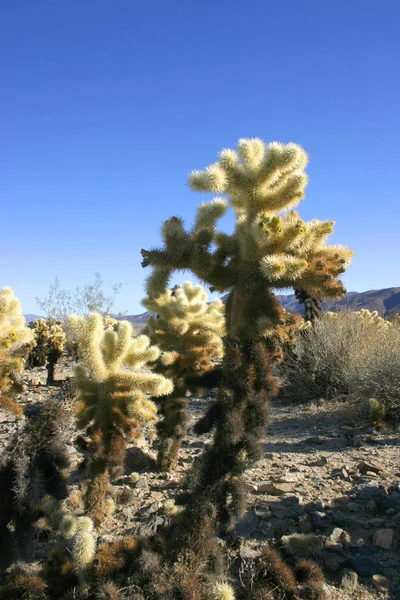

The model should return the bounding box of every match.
[142,138,352,339]
[0,287,34,417]
[27,318,66,384]
[142,281,225,471]
[68,312,172,525]
[141,139,353,588]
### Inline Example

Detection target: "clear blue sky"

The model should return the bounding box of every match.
[1,1,399,315]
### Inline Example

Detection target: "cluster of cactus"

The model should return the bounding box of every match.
[0,287,34,417]
[68,312,173,525]
[0,138,352,599]
[141,137,352,585]
[142,281,225,471]
[26,317,66,384]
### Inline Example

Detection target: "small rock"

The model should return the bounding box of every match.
[257,482,294,496]
[372,574,390,592]
[324,557,341,573]
[369,518,385,527]
[311,511,331,530]
[373,528,393,549]
[329,511,347,526]
[340,569,358,592]
[359,485,387,502]
[328,528,344,544]
[305,436,326,444]
[341,556,382,577]
[392,512,400,524]
[386,508,396,516]
[365,499,378,515]
[358,460,386,475]
[348,502,362,512]
[235,510,259,539]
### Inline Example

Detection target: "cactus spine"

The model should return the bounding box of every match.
[0,287,34,417]
[142,281,225,471]
[68,313,173,525]
[141,138,353,580]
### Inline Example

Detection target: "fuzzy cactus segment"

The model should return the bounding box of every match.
[68,313,172,524]
[143,281,225,471]
[0,287,34,417]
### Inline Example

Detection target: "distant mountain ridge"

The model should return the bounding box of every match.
[24,287,400,330]
[121,287,400,330]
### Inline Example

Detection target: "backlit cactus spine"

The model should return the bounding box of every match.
[141,138,353,578]
[0,287,34,417]
[142,281,225,471]
[68,313,173,525]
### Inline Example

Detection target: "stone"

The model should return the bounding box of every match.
[257,482,294,496]
[368,518,385,527]
[359,485,387,502]
[392,512,400,524]
[235,510,259,539]
[328,527,344,544]
[372,575,390,592]
[305,436,326,444]
[358,460,386,474]
[311,511,331,530]
[373,528,393,549]
[324,557,341,573]
[328,510,347,526]
[386,508,396,516]
[348,502,362,512]
[341,556,383,577]
[365,499,377,514]
[340,569,358,592]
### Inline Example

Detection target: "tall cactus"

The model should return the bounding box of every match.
[294,289,321,324]
[141,138,353,576]
[68,313,173,525]
[0,288,34,417]
[142,281,225,471]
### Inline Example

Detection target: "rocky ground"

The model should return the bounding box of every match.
[1,360,400,600]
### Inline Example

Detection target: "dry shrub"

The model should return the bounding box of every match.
[280,311,400,423]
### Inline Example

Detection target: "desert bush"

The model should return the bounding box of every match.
[142,281,225,471]
[0,287,34,417]
[68,313,173,525]
[345,317,400,423]
[36,272,123,322]
[279,309,400,422]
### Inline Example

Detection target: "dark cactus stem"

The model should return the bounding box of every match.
[166,335,278,567]
[156,385,189,472]
[295,289,321,324]
[46,349,61,386]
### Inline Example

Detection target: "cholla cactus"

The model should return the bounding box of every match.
[0,287,34,417]
[142,281,225,471]
[68,313,172,524]
[27,318,66,384]
[326,308,392,329]
[141,139,352,587]
[294,289,321,324]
